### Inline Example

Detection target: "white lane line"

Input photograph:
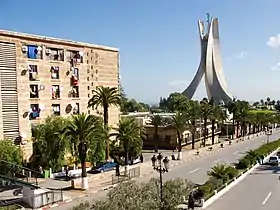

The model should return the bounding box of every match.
[188,168,201,174]
[214,159,221,163]
[262,192,272,205]
[233,151,239,155]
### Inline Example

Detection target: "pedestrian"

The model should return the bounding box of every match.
[140,154,143,163]
[260,154,264,164]
[38,165,43,174]
[188,191,195,210]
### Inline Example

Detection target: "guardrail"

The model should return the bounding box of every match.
[112,167,140,185]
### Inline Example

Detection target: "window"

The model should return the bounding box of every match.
[91,73,94,78]
[88,110,90,114]
[88,94,90,98]
[66,50,83,63]
[87,60,89,64]
[51,66,59,79]
[73,103,80,114]
[95,69,98,74]
[91,82,93,86]
[91,65,93,69]
[87,77,89,81]
[70,86,79,98]
[27,45,42,59]
[92,90,94,94]
[29,65,38,81]
[46,48,64,61]
[71,68,79,86]
[87,69,90,73]
[52,104,61,115]
[30,85,39,98]
[52,85,60,99]
[87,86,90,90]
[29,104,40,120]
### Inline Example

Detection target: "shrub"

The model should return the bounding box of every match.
[235,158,251,170]
[74,178,195,210]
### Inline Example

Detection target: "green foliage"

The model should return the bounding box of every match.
[74,178,194,210]
[0,140,22,165]
[159,92,189,112]
[32,116,68,171]
[63,114,106,176]
[111,117,144,165]
[207,164,238,183]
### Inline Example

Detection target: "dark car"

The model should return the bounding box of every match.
[89,162,117,174]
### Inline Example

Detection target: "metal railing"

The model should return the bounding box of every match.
[0,160,42,187]
[112,167,140,185]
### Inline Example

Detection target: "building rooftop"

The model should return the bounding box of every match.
[0,29,119,52]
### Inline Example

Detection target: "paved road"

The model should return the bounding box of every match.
[207,164,280,210]
[52,131,280,209]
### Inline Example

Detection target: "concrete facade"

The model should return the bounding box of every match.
[0,30,120,159]
[182,14,233,103]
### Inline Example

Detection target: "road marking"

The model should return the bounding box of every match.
[188,168,200,174]
[233,151,239,155]
[214,159,221,163]
[262,192,272,205]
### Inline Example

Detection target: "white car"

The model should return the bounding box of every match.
[268,156,279,165]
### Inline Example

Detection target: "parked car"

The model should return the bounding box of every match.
[89,162,117,174]
[268,156,279,165]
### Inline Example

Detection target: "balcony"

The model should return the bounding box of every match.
[30,85,39,98]
[73,103,80,114]
[24,45,42,59]
[29,65,39,81]
[52,104,61,116]
[71,75,79,86]
[52,85,60,99]
[51,66,59,79]
[69,86,79,98]
[46,48,64,61]
[29,104,40,120]
[66,50,83,66]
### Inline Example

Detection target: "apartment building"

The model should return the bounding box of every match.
[0,30,120,158]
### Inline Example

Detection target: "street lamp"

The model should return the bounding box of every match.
[151,153,170,206]
[265,129,272,144]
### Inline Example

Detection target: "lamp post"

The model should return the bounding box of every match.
[151,153,170,207]
[265,129,272,144]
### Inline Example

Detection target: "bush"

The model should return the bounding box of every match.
[74,178,195,210]
[235,158,251,170]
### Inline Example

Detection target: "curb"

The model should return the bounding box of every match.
[200,147,280,209]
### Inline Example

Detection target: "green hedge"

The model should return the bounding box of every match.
[200,139,280,200]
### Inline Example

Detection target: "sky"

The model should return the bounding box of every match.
[1,0,280,104]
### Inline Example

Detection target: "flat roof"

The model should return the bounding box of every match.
[0,29,119,52]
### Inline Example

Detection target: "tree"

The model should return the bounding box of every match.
[150,115,165,152]
[88,86,121,160]
[209,104,225,145]
[32,116,68,171]
[170,112,188,160]
[235,101,250,138]
[199,98,212,147]
[159,93,189,112]
[186,100,200,149]
[63,114,104,190]
[111,117,144,174]
[0,140,22,173]
[225,98,238,138]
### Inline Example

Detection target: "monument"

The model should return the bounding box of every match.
[182,13,233,103]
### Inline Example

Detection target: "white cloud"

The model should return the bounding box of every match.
[267,34,280,48]
[236,51,248,59]
[168,80,188,87]
[270,62,280,71]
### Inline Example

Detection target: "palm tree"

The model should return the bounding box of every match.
[186,100,200,149]
[150,114,165,152]
[207,164,234,183]
[112,117,145,174]
[63,113,103,190]
[170,112,188,160]
[236,101,249,139]
[88,86,121,160]
[209,104,225,145]
[200,98,212,147]
[225,98,238,138]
